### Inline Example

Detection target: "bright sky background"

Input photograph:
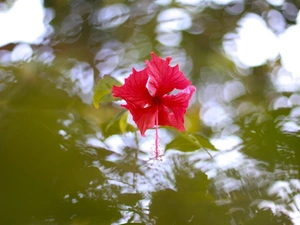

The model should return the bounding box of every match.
[0,0,47,47]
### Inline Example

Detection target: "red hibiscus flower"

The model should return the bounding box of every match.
[112,52,196,157]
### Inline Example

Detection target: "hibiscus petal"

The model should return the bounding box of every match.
[156,104,184,131]
[124,103,156,136]
[160,85,196,131]
[146,52,191,97]
[112,68,153,108]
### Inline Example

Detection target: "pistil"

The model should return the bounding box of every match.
[155,103,159,159]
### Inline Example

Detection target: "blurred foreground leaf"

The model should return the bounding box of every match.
[106,110,128,133]
[166,131,216,152]
[150,172,220,225]
[102,113,136,137]
[93,75,122,108]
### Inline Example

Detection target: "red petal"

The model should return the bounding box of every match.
[160,85,196,131]
[124,104,156,136]
[112,68,153,108]
[156,104,183,130]
[146,52,191,97]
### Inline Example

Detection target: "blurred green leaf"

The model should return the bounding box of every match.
[102,114,136,138]
[166,131,216,152]
[93,75,122,108]
[119,110,128,133]
[106,110,128,133]
[194,133,216,150]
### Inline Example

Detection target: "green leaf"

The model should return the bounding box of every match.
[105,110,127,133]
[93,75,122,108]
[119,110,128,133]
[102,111,136,137]
[165,131,216,152]
[193,133,216,150]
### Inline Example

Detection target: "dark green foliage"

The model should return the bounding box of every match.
[93,75,122,108]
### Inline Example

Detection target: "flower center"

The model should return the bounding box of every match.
[153,96,160,105]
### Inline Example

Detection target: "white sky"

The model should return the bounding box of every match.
[279,12,300,76]
[223,13,279,68]
[0,0,47,47]
[223,10,300,75]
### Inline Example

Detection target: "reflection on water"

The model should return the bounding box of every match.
[1,0,300,224]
